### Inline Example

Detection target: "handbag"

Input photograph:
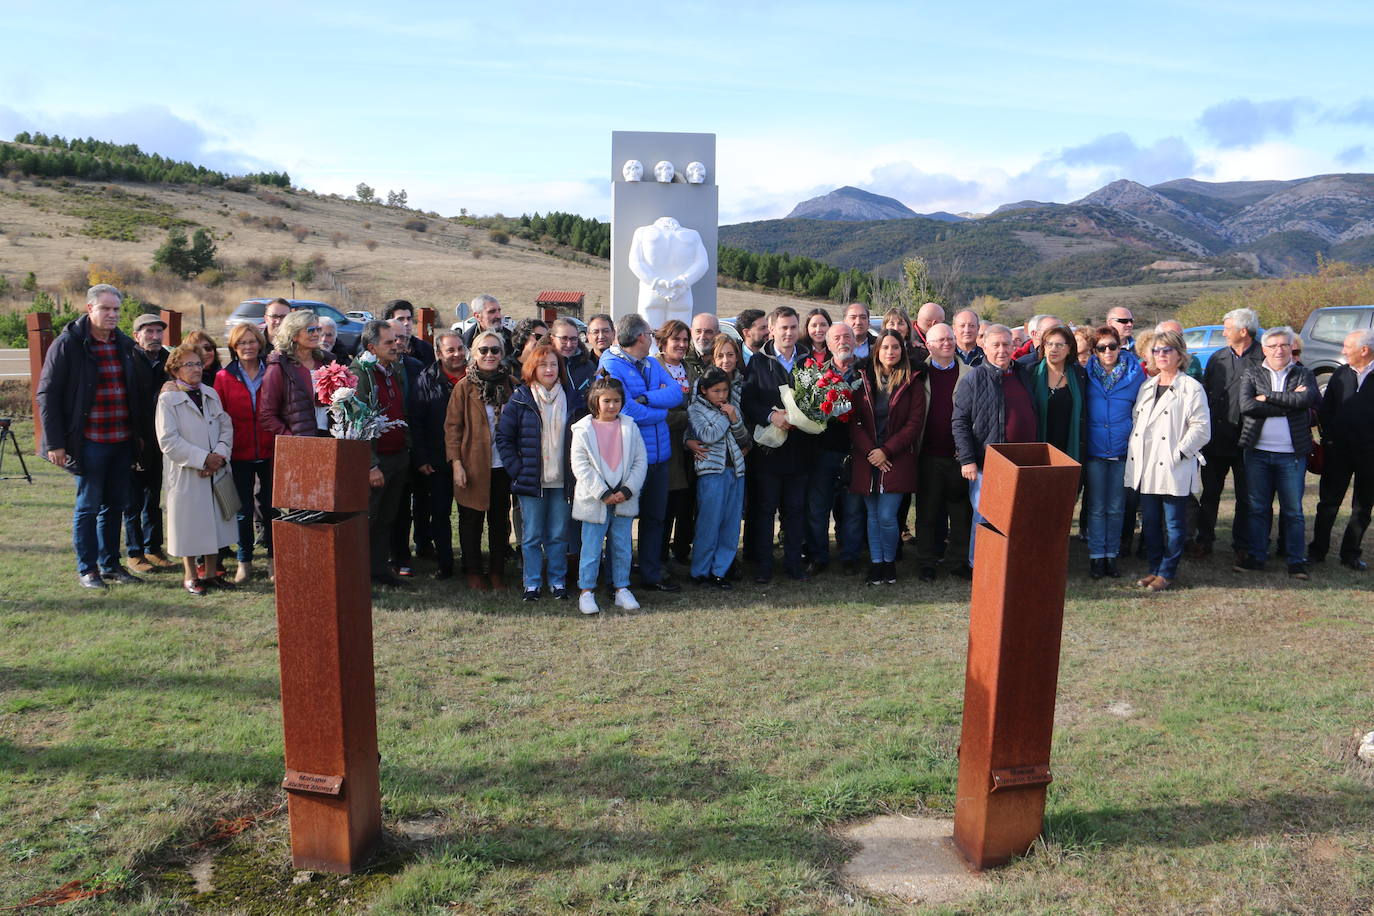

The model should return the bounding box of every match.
[1307,440,1324,475]
[211,468,241,522]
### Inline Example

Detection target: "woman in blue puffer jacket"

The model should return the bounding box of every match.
[496,343,580,601]
[1083,324,1145,579]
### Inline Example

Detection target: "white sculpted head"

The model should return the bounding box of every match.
[685,161,706,184]
[653,160,675,183]
[622,159,643,182]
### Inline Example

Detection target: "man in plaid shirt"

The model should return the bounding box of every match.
[36,284,151,590]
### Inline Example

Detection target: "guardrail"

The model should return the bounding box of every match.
[0,349,29,380]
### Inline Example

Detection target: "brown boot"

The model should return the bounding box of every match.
[467,573,488,591]
[488,572,506,591]
[146,552,178,569]
[128,554,155,574]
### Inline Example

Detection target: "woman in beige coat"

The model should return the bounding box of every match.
[157,343,237,596]
[1125,328,1210,591]
[445,330,515,591]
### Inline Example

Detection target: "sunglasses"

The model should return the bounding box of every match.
[1112,317,1135,324]
[1151,346,1176,355]
[305,326,322,333]
[1095,343,1120,352]
[477,346,502,356]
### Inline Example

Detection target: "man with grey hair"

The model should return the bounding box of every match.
[952,309,984,365]
[409,328,467,579]
[461,294,511,353]
[550,317,595,399]
[1309,328,1374,570]
[1196,306,1263,561]
[350,320,412,587]
[1015,314,1062,365]
[599,313,684,592]
[687,312,719,375]
[1234,326,1319,578]
[37,284,151,589]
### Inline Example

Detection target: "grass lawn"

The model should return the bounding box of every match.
[1,416,1371,914]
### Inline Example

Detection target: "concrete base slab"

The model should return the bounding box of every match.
[840,814,982,905]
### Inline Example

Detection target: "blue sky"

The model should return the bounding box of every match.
[5,0,1373,223]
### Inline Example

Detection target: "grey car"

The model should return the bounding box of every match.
[225,298,363,356]
[1298,305,1374,388]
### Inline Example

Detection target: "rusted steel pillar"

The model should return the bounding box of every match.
[159,308,183,346]
[271,436,382,873]
[417,306,436,344]
[26,313,53,456]
[953,442,1081,870]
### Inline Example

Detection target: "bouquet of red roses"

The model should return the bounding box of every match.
[783,356,855,432]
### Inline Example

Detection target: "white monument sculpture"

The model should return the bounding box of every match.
[653,160,675,183]
[628,216,709,326]
[685,161,707,184]
[622,159,644,182]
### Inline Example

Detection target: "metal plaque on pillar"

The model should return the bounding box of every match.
[610,130,718,321]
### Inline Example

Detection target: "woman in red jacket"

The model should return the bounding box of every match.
[215,323,276,583]
[849,330,926,586]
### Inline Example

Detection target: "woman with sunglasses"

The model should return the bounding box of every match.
[1125,329,1210,592]
[261,310,337,438]
[1083,324,1145,578]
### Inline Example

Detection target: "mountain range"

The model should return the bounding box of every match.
[723,173,1374,297]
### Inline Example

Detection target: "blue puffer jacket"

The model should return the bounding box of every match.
[495,381,577,498]
[1085,352,1145,459]
[597,345,682,464]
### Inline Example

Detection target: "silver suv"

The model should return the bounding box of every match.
[1298,305,1374,388]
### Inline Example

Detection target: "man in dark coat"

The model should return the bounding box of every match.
[384,299,436,367]
[350,320,412,587]
[123,312,175,573]
[1309,328,1374,570]
[1196,307,1264,561]
[408,329,468,579]
[36,284,151,589]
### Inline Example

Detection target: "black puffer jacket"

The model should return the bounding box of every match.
[1238,362,1319,455]
[951,359,1034,469]
[1202,338,1263,456]
[36,315,148,460]
[408,359,458,470]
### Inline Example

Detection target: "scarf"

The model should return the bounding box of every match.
[467,364,512,416]
[1090,356,1127,392]
[532,382,566,486]
[1031,359,1082,460]
[165,379,204,411]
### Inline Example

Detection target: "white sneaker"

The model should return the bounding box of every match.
[613,588,640,611]
[578,591,600,615]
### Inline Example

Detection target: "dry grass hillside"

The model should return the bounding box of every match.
[0,176,812,327]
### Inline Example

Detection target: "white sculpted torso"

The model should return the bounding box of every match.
[628,216,709,327]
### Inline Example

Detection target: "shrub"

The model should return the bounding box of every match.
[289,224,309,243]
[199,268,228,287]
[22,271,37,292]
[404,218,428,232]
[295,261,315,284]
[1175,259,1374,330]
[365,239,378,252]
[329,231,349,248]
[488,229,510,245]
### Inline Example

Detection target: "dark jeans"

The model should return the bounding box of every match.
[662,484,695,565]
[368,452,410,576]
[1244,449,1307,565]
[123,457,163,557]
[1198,449,1249,551]
[636,460,670,584]
[457,466,511,575]
[752,470,807,577]
[805,449,847,565]
[1309,446,1373,563]
[72,437,133,575]
[427,468,456,574]
[914,453,971,568]
[1140,493,1188,580]
[231,458,274,563]
[390,472,433,567]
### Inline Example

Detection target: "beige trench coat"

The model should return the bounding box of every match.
[1125,372,1211,497]
[156,384,237,558]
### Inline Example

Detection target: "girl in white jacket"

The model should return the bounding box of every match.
[570,377,647,615]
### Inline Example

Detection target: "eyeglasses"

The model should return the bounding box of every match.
[1151,346,1176,355]
[552,335,579,343]
[1112,317,1135,324]
[1044,341,1070,348]
[477,346,501,356]
[1095,344,1120,352]
[305,326,322,334]
[1263,342,1292,349]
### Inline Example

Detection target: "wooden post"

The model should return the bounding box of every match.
[417,307,436,344]
[159,308,183,346]
[953,443,1080,870]
[271,436,382,873]
[26,313,53,456]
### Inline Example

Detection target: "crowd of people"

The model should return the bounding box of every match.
[36,284,1374,607]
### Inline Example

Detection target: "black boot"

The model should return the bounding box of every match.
[866,563,883,586]
[1090,558,1105,579]
[1105,556,1120,578]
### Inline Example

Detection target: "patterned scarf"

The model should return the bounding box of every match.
[1090,356,1127,392]
[467,364,512,417]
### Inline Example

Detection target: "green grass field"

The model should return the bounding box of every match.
[1,417,1371,914]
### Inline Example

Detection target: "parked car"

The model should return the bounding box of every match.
[1298,305,1374,389]
[225,299,363,356]
[1183,325,1227,371]
[345,310,373,323]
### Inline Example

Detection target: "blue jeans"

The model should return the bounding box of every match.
[231,458,274,563]
[72,437,133,575]
[1140,493,1188,580]
[1244,449,1307,565]
[863,492,904,562]
[1084,458,1127,559]
[692,470,744,578]
[804,450,847,565]
[518,488,571,590]
[580,513,633,591]
[636,460,670,583]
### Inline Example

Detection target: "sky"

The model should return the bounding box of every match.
[5,0,1374,224]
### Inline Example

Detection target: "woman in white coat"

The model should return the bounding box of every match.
[157,343,237,596]
[1125,328,1210,592]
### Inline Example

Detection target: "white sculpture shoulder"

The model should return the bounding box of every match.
[653,160,675,183]
[627,216,709,328]
[685,161,707,184]
[622,159,643,182]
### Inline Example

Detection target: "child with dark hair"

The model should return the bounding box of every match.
[686,368,747,588]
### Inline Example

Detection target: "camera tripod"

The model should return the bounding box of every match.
[0,418,33,483]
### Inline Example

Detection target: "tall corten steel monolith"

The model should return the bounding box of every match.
[271,436,382,873]
[417,306,436,344]
[27,313,54,457]
[953,442,1080,870]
